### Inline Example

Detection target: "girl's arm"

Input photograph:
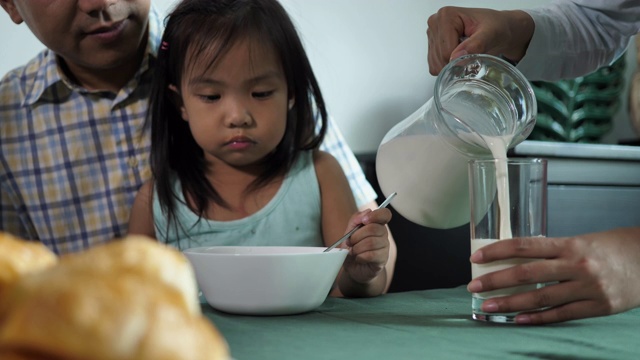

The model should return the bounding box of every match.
[314,151,392,297]
[128,181,157,239]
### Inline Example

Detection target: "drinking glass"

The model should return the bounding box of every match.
[469,158,547,323]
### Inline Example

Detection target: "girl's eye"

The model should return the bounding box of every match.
[199,94,221,102]
[252,90,274,99]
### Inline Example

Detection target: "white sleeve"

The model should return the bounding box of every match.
[318,116,377,208]
[517,0,640,81]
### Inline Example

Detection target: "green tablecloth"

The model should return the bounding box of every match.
[203,286,640,360]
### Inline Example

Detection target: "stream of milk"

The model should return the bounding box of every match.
[481,135,512,240]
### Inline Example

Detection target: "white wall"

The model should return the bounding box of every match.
[1,0,635,152]
[281,0,552,152]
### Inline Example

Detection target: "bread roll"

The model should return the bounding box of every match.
[0,232,57,298]
[57,236,201,316]
[0,236,229,360]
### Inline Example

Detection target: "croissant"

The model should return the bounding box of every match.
[0,235,229,360]
[0,232,57,299]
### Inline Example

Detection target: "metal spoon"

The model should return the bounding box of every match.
[324,192,397,252]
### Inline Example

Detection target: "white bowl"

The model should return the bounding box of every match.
[183,246,348,315]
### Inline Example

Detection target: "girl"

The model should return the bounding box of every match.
[128,0,393,297]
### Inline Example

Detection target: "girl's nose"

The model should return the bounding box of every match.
[224,101,254,128]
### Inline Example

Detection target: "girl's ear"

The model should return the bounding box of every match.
[168,84,189,121]
[288,97,295,110]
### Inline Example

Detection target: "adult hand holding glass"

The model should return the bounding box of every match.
[426,6,534,76]
[467,227,640,324]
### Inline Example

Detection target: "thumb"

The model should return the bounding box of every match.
[345,209,372,233]
[450,43,469,61]
[451,31,499,61]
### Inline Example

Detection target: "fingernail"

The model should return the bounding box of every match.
[482,301,498,312]
[470,250,483,263]
[467,279,482,292]
[515,315,531,324]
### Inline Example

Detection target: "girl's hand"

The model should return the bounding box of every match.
[467,227,640,324]
[340,208,392,288]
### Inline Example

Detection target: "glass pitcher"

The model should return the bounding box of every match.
[375,54,537,229]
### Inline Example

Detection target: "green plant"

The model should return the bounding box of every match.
[529,55,626,143]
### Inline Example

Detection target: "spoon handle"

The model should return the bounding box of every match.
[324,192,397,253]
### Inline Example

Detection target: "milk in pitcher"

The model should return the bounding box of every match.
[375,54,537,230]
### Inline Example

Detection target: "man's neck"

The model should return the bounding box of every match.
[58,41,147,93]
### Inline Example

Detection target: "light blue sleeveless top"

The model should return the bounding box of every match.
[153,151,322,250]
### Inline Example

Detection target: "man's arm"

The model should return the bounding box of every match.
[519,0,640,81]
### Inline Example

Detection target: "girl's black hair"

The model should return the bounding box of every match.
[147,0,328,243]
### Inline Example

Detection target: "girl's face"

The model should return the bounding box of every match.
[175,38,290,170]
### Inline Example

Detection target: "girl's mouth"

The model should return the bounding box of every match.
[225,136,255,150]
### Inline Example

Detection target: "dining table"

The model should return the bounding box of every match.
[203,285,640,360]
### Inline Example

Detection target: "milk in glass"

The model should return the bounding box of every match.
[470,135,541,300]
